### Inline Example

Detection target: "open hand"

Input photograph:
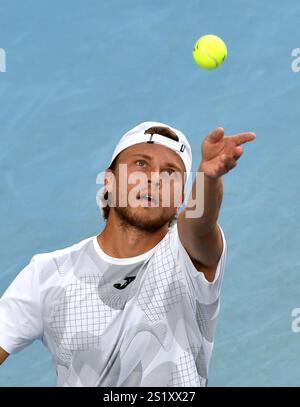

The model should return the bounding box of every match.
[199,127,256,178]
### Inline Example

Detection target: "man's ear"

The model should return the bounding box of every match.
[104,168,115,193]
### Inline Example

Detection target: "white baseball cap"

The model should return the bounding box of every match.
[109,121,192,178]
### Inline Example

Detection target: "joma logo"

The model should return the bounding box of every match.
[113,276,136,290]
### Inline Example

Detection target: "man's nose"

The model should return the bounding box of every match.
[148,171,161,186]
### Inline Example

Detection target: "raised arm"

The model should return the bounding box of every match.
[178,127,256,282]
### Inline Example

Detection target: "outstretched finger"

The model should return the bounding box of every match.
[231,132,256,146]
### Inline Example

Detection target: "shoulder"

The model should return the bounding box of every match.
[30,235,94,275]
[168,221,227,262]
[168,221,227,286]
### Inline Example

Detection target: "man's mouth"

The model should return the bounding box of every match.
[137,193,158,205]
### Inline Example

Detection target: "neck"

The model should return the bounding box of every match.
[97,211,169,258]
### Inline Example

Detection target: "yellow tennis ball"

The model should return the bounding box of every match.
[193,34,227,70]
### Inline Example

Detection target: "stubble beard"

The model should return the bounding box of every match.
[114,205,177,233]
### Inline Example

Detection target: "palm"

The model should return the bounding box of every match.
[200,127,256,178]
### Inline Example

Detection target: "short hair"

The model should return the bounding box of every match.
[101,126,181,226]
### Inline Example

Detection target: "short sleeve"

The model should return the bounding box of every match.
[170,223,227,304]
[0,256,43,354]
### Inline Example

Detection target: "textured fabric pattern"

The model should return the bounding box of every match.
[0,223,227,387]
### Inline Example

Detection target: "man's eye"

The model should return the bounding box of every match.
[136,160,146,166]
[161,169,175,176]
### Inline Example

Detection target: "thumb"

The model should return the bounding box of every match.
[206,127,224,143]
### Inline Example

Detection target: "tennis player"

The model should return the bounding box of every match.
[0,121,255,386]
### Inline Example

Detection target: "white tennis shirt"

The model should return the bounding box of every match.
[0,222,227,387]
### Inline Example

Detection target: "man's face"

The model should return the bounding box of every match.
[106,142,186,232]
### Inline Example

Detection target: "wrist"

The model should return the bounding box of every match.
[199,162,223,182]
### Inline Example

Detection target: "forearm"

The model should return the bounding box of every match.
[177,126,254,271]
[184,163,224,237]
[0,347,9,365]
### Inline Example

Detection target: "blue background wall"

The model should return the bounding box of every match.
[0,0,299,386]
